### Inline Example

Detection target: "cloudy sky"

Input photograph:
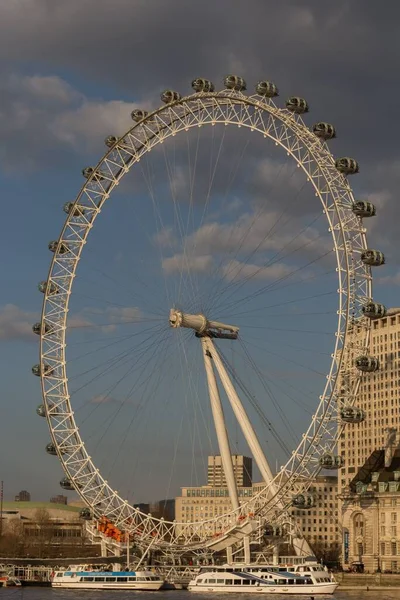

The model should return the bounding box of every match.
[1,0,399,504]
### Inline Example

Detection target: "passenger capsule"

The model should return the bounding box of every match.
[256,81,278,97]
[335,157,359,175]
[319,453,344,470]
[46,443,58,456]
[362,302,387,319]
[361,249,385,267]
[223,75,246,91]
[60,477,75,491]
[32,364,54,377]
[312,122,336,140]
[48,240,69,254]
[264,524,285,537]
[32,321,53,336]
[286,97,309,114]
[38,280,59,295]
[36,404,46,417]
[292,494,315,509]
[105,135,118,148]
[161,90,181,104]
[355,355,379,372]
[340,406,365,423]
[131,109,149,122]
[79,508,92,520]
[191,78,214,92]
[352,201,376,218]
[82,167,106,181]
[63,202,85,217]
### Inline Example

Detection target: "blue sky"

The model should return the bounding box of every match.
[1,0,400,504]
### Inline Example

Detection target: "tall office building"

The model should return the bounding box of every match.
[339,308,400,492]
[339,308,400,571]
[207,455,252,487]
[14,490,31,502]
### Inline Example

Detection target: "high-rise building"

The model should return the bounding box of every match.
[207,455,252,487]
[14,490,30,502]
[50,494,68,505]
[339,308,400,492]
[291,476,339,547]
[338,308,400,571]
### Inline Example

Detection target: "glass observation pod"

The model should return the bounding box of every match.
[264,524,286,537]
[32,321,54,335]
[192,78,215,92]
[340,406,365,423]
[319,453,344,469]
[79,508,92,520]
[256,81,279,97]
[160,90,181,104]
[48,240,70,254]
[32,364,54,377]
[285,97,309,114]
[131,109,151,122]
[60,477,75,491]
[352,201,376,218]
[223,75,246,91]
[82,167,107,181]
[292,494,316,509]
[335,157,359,174]
[36,404,46,417]
[355,355,379,372]
[312,122,336,140]
[104,135,118,148]
[362,302,387,319]
[46,443,66,456]
[361,249,385,266]
[63,202,85,217]
[38,280,59,295]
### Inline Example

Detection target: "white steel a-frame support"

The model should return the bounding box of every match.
[203,336,277,491]
[201,337,240,512]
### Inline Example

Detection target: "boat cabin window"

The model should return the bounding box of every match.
[128,577,137,581]
[94,577,105,582]
[242,580,250,585]
[234,579,241,585]
[57,573,64,578]
[225,579,233,585]
[105,577,116,582]
[118,577,127,582]
[84,577,94,582]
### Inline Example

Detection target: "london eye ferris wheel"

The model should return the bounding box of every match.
[32,75,386,556]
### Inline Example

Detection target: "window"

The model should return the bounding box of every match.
[392,542,397,556]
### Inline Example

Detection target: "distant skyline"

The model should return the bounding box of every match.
[1,0,400,503]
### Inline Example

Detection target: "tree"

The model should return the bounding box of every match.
[32,508,53,558]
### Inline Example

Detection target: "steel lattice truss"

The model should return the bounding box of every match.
[38,87,372,552]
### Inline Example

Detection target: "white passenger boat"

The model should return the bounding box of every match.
[188,564,338,595]
[51,563,164,590]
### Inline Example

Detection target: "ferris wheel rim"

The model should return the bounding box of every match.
[38,85,372,549]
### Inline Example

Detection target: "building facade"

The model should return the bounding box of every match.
[291,476,339,548]
[15,490,31,502]
[339,308,400,571]
[207,455,252,487]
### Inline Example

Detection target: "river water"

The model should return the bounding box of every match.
[2,590,400,600]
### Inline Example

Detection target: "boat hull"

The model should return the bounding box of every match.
[52,581,163,590]
[188,582,338,594]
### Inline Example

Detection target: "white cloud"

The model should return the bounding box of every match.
[0,304,37,341]
[0,73,140,169]
[90,394,120,405]
[162,253,213,275]
[52,99,138,150]
[222,259,294,282]
[377,271,400,286]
